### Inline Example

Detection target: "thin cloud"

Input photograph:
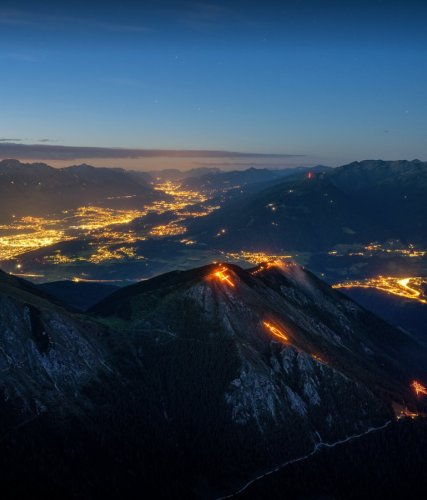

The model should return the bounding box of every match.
[87,19,149,33]
[0,138,58,143]
[0,142,303,161]
[0,52,41,62]
[185,2,233,28]
[0,8,148,33]
[165,2,238,33]
[166,2,267,33]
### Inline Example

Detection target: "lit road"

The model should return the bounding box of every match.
[333,276,427,304]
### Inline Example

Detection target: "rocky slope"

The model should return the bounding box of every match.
[0,269,109,420]
[0,268,184,498]
[1,262,427,497]
[92,261,427,494]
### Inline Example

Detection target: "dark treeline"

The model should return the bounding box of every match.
[240,417,427,499]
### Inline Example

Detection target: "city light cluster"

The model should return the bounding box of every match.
[0,181,218,265]
[333,276,427,304]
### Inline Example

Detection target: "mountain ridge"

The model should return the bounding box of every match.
[0,159,163,219]
[1,260,427,496]
[188,159,427,251]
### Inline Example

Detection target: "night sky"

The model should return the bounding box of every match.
[1,0,426,168]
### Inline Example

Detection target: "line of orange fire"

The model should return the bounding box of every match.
[214,269,235,287]
[412,380,427,396]
[263,321,288,341]
[212,269,426,395]
[252,261,277,273]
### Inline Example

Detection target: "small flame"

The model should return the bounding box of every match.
[251,260,280,275]
[213,268,235,287]
[263,261,279,270]
[263,321,288,341]
[312,354,326,364]
[412,380,427,396]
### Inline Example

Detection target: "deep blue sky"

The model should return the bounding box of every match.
[1,0,427,168]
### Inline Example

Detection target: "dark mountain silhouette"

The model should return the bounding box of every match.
[37,280,120,311]
[147,166,221,181]
[0,159,164,219]
[338,288,427,346]
[188,160,427,251]
[182,165,331,192]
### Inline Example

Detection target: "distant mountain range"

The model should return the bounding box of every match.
[37,280,119,311]
[1,262,426,497]
[337,288,427,346]
[0,159,162,219]
[181,165,331,192]
[0,160,329,220]
[147,166,222,181]
[188,160,427,252]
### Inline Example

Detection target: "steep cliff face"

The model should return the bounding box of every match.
[0,270,109,423]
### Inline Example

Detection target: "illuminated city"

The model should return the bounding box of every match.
[222,250,294,265]
[0,181,219,268]
[328,242,427,259]
[333,276,427,304]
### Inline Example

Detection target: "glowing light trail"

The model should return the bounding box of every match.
[333,276,427,304]
[263,321,288,342]
[72,277,127,283]
[251,261,283,275]
[214,269,235,287]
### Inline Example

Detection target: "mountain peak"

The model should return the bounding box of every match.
[0,158,54,172]
[92,261,427,411]
[2,263,427,496]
